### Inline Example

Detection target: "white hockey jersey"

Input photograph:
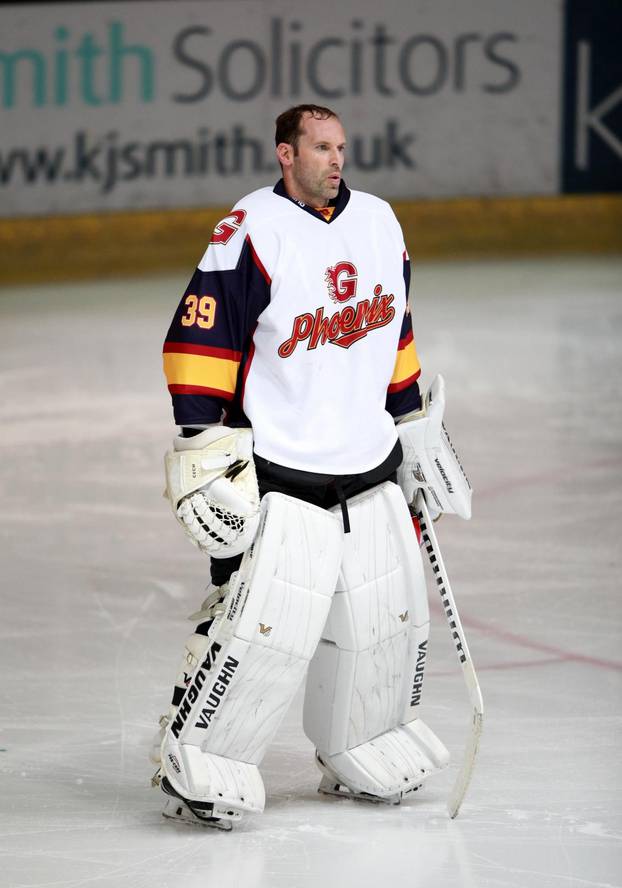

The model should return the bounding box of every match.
[163,180,421,475]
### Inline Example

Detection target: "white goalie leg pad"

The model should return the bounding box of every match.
[303,481,449,800]
[161,492,343,818]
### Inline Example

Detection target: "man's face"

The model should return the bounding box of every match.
[278,113,346,208]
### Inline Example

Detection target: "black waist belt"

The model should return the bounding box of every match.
[254,439,403,534]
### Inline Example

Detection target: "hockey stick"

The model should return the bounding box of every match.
[414,492,484,819]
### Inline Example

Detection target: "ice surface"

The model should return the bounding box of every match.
[1,257,621,888]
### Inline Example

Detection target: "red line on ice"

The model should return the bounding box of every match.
[433,604,622,673]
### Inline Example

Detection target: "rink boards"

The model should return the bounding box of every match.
[1,193,621,286]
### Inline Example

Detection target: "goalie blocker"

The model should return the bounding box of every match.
[396,374,472,519]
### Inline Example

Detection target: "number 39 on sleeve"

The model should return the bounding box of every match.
[180,294,217,329]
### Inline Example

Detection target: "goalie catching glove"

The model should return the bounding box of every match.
[164,426,260,557]
[396,374,472,519]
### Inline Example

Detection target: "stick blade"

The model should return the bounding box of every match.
[447,709,484,819]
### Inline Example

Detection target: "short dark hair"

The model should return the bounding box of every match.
[275,104,339,152]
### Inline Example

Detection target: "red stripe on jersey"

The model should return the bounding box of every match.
[398,328,414,350]
[246,235,271,285]
[411,513,422,545]
[168,383,235,400]
[163,342,242,362]
[387,369,421,394]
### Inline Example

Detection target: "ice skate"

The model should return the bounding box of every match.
[315,752,421,806]
[160,776,239,831]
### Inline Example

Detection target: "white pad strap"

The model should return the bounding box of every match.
[161,492,343,815]
[396,374,472,518]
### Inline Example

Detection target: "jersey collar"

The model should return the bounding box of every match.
[273,178,350,223]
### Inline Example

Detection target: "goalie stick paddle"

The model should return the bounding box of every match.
[414,493,484,819]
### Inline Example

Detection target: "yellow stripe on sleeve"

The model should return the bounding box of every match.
[163,351,240,395]
[390,339,420,387]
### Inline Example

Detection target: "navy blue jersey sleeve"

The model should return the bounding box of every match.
[386,252,422,417]
[163,221,271,426]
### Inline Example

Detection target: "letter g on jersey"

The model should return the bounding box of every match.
[325,261,358,303]
[210,209,247,245]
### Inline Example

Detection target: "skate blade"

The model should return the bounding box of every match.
[160,776,243,829]
[162,797,233,831]
[318,775,421,806]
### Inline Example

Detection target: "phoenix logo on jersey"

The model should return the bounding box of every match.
[278,284,395,357]
[325,261,357,303]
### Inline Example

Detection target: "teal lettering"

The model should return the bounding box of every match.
[0,50,45,108]
[108,21,154,103]
[2,22,155,110]
[54,27,70,106]
[76,33,104,106]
